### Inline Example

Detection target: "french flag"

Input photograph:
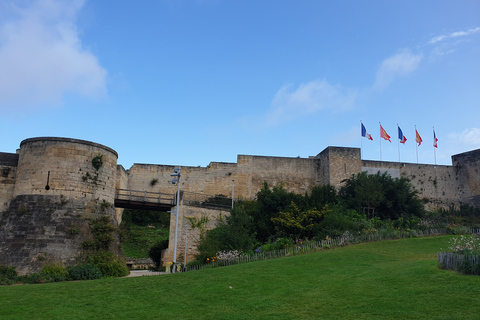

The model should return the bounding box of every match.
[398,126,407,144]
[361,123,373,140]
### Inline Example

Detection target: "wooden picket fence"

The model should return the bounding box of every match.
[438,252,480,275]
[183,228,455,272]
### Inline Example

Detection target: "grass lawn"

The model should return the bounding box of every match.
[1,235,479,319]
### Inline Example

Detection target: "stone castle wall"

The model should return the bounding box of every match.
[0,152,19,214]
[122,155,320,203]
[162,204,228,265]
[120,146,480,211]
[1,136,479,272]
[452,149,480,206]
[362,161,460,209]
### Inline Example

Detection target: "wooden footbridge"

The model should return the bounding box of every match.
[114,189,176,211]
[114,189,232,211]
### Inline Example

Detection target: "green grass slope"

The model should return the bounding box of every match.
[1,236,479,319]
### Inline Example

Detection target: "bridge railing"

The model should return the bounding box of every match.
[115,189,175,205]
[182,191,232,210]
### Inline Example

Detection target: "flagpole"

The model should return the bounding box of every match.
[360,120,363,160]
[397,124,400,162]
[379,122,382,161]
[415,125,418,164]
[433,126,437,166]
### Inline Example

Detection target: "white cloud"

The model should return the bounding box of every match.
[0,0,107,111]
[433,128,480,163]
[266,79,357,126]
[447,128,480,151]
[373,49,423,90]
[428,27,480,44]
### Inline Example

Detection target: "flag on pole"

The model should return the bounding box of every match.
[361,123,373,140]
[380,124,391,142]
[415,129,422,146]
[433,130,438,148]
[398,126,407,144]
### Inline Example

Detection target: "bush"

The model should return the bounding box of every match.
[18,273,53,284]
[0,265,18,279]
[68,264,103,280]
[260,238,293,251]
[41,263,68,282]
[149,240,169,269]
[87,250,129,277]
[313,205,359,239]
[83,216,116,250]
[186,260,204,268]
[0,265,18,285]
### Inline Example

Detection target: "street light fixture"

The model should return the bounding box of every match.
[170,167,181,273]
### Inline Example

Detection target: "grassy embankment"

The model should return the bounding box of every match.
[120,209,169,258]
[1,236,479,319]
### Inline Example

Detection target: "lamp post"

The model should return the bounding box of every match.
[170,167,181,273]
[183,224,188,271]
[231,179,235,209]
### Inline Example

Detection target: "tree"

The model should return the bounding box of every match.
[339,171,424,220]
[250,182,303,243]
[272,202,329,240]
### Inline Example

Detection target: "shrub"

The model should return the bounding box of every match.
[314,206,357,239]
[87,250,129,277]
[449,234,480,255]
[41,263,68,282]
[0,265,18,284]
[446,225,469,235]
[216,250,243,262]
[18,273,53,284]
[83,216,116,250]
[68,264,103,280]
[261,238,293,251]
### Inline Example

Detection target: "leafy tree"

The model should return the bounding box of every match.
[194,205,258,262]
[306,185,338,209]
[272,202,329,240]
[339,171,424,220]
[251,182,303,243]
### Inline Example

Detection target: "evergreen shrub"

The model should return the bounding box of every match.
[67,264,103,280]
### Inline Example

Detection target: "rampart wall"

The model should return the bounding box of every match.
[122,155,320,203]
[120,146,480,211]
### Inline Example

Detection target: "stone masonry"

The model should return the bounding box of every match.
[0,137,479,271]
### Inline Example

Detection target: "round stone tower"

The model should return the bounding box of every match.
[0,137,122,275]
[13,137,118,204]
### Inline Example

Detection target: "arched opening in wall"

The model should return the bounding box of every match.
[119,209,170,262]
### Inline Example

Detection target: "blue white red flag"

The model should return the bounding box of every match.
[398,126,407,144]
[434,130,438,148]
[361,123,373,140]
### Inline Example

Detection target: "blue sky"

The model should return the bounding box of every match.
[1,0,479,169]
